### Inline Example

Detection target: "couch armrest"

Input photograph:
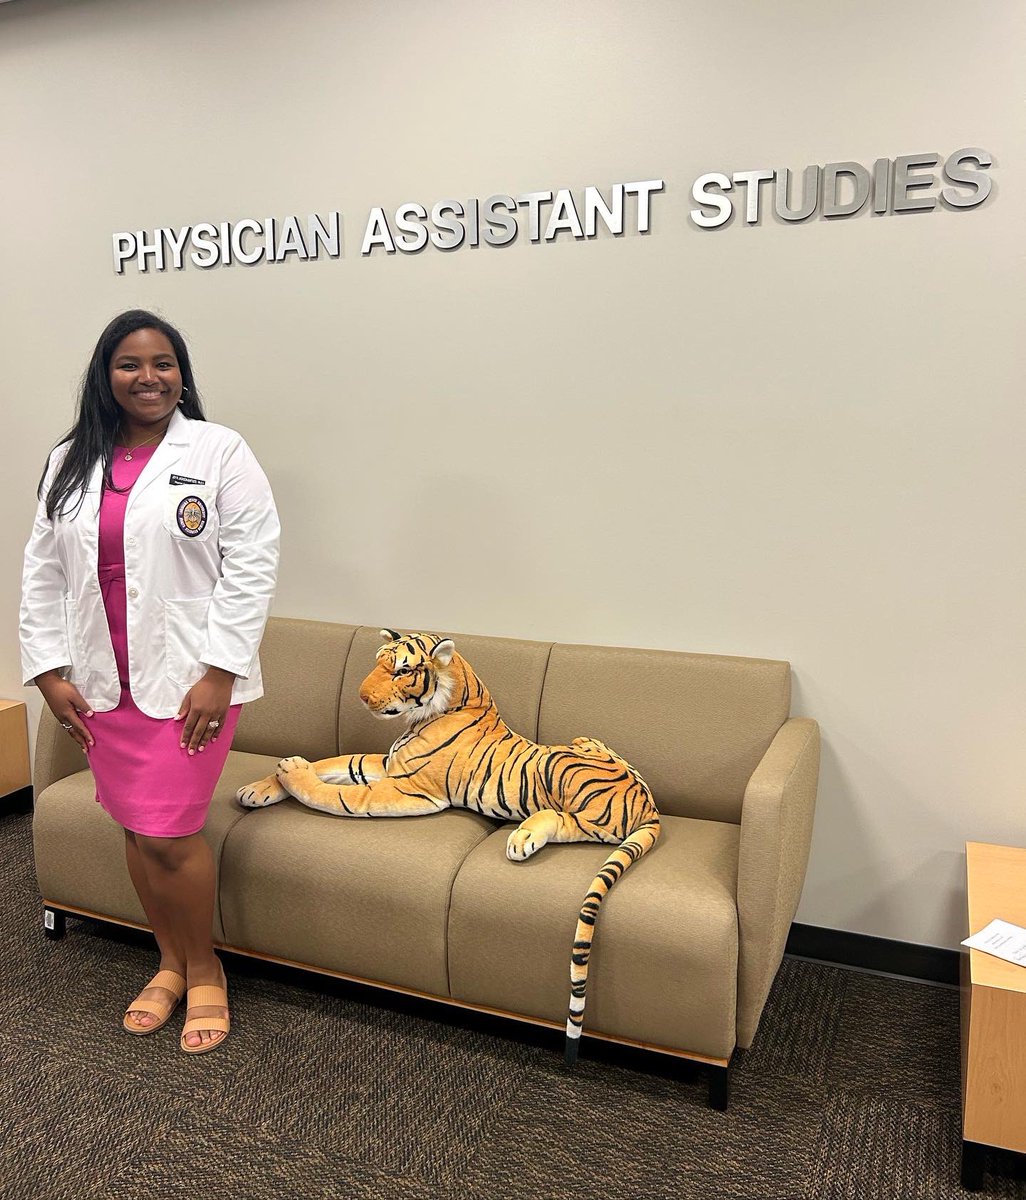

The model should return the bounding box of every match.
[735,716,820,1048]
[33,702,89,799]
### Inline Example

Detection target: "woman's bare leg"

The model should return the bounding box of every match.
[123,829,187,1029]
[134,832,228,1048]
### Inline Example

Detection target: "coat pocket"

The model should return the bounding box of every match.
[164,486,216,543]
[164,597,211,688]
[64,597,85,670]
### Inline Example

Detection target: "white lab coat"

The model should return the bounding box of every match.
[20,407,280,718]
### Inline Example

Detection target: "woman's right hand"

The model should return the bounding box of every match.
[35,670,94,751]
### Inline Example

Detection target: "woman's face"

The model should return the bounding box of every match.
[108,328,183,430]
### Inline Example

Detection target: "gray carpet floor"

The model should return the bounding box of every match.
[2,807,1024,1200]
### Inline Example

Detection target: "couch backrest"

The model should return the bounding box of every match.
[233,618,356,760]
[237,618,791,823]
[537,642,789,823]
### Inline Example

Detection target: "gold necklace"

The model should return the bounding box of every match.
[119,429,164,461]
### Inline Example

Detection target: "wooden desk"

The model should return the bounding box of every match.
[0,700,31,803]
[961,841,1026,1190]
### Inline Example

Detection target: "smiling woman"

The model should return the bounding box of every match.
[38,313,205,522]
[108,329,183,447]
[20,309,280,1056]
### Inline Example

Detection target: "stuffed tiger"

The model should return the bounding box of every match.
[237,629,661,1064]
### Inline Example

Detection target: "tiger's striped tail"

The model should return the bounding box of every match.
[564,815,661,1066]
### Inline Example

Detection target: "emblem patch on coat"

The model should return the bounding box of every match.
[176,496,208,537]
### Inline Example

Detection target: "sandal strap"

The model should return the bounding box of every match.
[181,1013,230,1036]
[147,970,187,998]
[125,970,187,1019]
[185,984,228,1008]
[126,996,177,1020]
[182,982,231,1036]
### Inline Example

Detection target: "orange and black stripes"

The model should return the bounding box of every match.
[362,631,663,1064]
[564,817,660,1063]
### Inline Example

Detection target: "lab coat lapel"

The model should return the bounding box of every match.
[85,459,105,518]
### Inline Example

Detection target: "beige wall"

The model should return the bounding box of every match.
[2,0,1023,949]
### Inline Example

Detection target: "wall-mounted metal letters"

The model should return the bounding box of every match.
[111,148,993,273]
[690,148,991,228]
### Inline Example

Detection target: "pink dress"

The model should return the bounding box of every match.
[87,444,241,837]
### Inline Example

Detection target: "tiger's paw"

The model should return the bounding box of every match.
[237,775,288,808]
[275,755,313,790]
[506,828,542,862]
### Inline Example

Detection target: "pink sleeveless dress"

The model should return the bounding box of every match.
[87,445,241,837]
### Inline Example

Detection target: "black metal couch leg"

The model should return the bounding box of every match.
[708,1062,731,1110]
[43,907,66,941]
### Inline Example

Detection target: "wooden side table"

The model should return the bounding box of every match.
[961,841,1026,1190]
[0,700,32,812]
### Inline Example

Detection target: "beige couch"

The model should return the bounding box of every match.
[32,617,820,1107]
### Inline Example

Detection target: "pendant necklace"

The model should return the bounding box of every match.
[121,429,164,461]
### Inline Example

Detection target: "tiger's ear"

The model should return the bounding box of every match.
[432,638,455,667]
[379,628,402,643]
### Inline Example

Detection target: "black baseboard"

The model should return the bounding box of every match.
[786,922,959,986]
[1,787,33,816]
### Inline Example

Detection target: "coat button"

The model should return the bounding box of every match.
[128,587,139,599]
[126,536,136,547]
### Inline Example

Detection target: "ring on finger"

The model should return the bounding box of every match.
[61,722,74,732]
[209,719,220,729]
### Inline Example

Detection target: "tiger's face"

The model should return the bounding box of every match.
[359,630,456,721]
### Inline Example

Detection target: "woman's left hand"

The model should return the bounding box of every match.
[177,667,236,754]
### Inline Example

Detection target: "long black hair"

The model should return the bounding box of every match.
[40,309,206,519]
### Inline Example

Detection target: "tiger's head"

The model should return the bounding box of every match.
[359,629,458,722]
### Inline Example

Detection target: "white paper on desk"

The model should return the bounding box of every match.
[962,918,1026,966]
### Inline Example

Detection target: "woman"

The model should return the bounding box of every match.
[21,309,279,1054]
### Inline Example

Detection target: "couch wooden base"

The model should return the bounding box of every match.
[41,899,733,1108]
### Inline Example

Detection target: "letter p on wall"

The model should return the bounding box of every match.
[112,232,136,274]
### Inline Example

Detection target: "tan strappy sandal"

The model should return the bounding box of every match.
[122,969,187,1035]
[179,982,230,1055]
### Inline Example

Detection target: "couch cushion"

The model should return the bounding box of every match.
[32,753,268,942]
[447,814,740,1059]
[218,781,497,996]
[538,643,790,822]
[336,626,553,755]
[233,617,358,761]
